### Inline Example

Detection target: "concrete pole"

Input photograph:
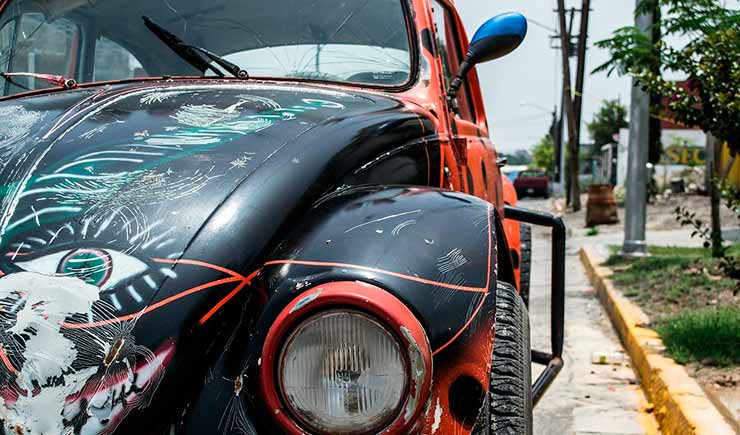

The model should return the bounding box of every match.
[622,2,652,257]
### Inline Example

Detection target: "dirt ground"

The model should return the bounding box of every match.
[689,364,740,424]
[552,192,738,236]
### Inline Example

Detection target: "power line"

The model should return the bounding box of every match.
[527,17,557,33]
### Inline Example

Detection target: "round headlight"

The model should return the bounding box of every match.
[278,310,408,435]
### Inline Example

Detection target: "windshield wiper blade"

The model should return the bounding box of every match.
[183,44,249,79]
[142,16,248,80]
[1,72,77,90]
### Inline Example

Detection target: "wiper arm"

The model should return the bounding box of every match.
[183,44,249,79]
[1,72,77,90]
[142,16,248,80]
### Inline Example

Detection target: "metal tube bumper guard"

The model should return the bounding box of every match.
[504,205,566,406]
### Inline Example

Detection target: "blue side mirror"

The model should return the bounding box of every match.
[447,12,527,100]
[468,12,528,64]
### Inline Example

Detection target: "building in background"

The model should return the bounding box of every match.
[611,80,740,191]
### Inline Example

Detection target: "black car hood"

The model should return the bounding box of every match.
[0,81,434,434]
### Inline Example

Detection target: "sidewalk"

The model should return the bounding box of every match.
[523,193,740,434]
[524,199,660,435]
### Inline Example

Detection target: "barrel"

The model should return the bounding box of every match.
[586,184,619,226]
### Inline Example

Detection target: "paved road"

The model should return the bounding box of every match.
[519,198,660,435]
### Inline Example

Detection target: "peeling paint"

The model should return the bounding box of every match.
[431,398,442,433]
[0,272,169,434]
[289,290,322,313]
[400,326,426,422]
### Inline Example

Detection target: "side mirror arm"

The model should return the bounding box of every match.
[446,58,473,101]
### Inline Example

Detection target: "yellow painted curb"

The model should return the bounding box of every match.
[579,246,739,435]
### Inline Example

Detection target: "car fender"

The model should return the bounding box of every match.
[243,185,501,433]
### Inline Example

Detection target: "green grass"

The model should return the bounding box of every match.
[604,250,734,308]
[658,308,740,366]
[605,244,740,367]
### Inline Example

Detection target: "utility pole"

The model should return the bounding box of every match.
[573,0,591,181]
[556,1,581,211]
[622,1,653,257]
[553,8,575,199]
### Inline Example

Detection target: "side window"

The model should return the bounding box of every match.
[7,13,80,94]
[0,20,15,72]
[430,1,475,122]
[93,36,144,82]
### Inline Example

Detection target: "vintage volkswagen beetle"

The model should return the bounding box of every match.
[0,0,565,434]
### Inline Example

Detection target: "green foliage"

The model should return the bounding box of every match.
[531,135,555,177]
[586,99,628,151]
[586,226,599,236]
[499,150,532,166]
[609,243,740,366]
[675,185,740,285]
[595,0,740,156]
[658,308,740,366]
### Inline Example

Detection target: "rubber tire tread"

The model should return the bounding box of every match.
[474,281,533,435]
[520,224,532,308]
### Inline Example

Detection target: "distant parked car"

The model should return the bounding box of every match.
[515,170,550,198]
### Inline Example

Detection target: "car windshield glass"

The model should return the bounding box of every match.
[0,0,413,95]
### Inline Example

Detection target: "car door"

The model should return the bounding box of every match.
[429,0,503,209]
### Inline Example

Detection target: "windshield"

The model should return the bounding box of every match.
[0,0,414,95]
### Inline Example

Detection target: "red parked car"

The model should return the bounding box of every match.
[515,169,550,198]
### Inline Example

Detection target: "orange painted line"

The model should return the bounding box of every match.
[432,292,488,356]
[264,205,493,296]
[152,257,245,279]
[198,281,248,325]
[485,204,493,289]
[0,345,17,375]
[263,260,487,293]
[62,276,241,329]
[432,204,493,356]
[198,269,261,325]
[264,205,494,354]
[432,205,493,356]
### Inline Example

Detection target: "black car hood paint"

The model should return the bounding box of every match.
[0,81,435,434]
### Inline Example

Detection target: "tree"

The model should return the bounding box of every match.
[586,99,628,157]
[595,0,740,258]
[531,135,556,178]
[499,150,533,166]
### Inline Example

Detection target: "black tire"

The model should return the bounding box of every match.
[473,282,533,435]
[519,224,531,308]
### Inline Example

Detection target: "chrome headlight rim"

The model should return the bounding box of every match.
[277,308,410,435]
[260,281,433,435]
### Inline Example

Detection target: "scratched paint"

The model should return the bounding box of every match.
[0,105,43,143]
[0,272,172,433]
[0,83,357,432]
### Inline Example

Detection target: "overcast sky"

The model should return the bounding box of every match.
[455,1,636,153]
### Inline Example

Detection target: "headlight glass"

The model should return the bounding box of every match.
[279,310,407,434]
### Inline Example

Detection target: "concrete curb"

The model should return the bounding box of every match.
[579,246,738,435]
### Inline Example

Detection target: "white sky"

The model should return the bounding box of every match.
[455,1,636,152]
